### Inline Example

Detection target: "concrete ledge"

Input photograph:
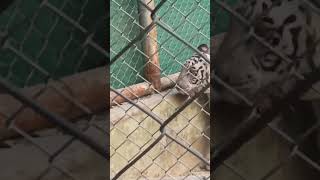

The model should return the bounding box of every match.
[110,89,210,179]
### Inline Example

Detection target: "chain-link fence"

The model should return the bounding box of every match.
[212,0,320,180]
[110,0,210,179]
[0,0,107,179]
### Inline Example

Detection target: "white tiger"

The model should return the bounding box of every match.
[214,0,320,105]
[176,44,210,97]
[213,0,320,177]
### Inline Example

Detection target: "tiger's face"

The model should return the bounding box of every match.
[176,44,210,97]
[214,0,317,104]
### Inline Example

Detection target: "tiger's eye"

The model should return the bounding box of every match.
[284,14,296,24]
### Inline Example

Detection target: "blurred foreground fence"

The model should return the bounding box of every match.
[0,0,108,179]
[212,0,320,180]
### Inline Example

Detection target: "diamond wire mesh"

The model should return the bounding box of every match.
[111,0,210,89]
[0,0,106,87]
[0,0,107,179]
[212,0,320,180]
[110,0,210,179]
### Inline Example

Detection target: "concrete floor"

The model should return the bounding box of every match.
[110,89,210,180]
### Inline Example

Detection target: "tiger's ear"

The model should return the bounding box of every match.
[197,44,209,53]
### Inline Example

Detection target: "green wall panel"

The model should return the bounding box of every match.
[0,0,106,87]
[111,0,238,89]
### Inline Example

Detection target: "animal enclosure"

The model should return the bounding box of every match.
[111,0,320,179]
[110,0,210,179]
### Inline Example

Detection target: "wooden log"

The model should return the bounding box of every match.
[138,0,161,91]
[110,73,179,106]
[0,67,107,140]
